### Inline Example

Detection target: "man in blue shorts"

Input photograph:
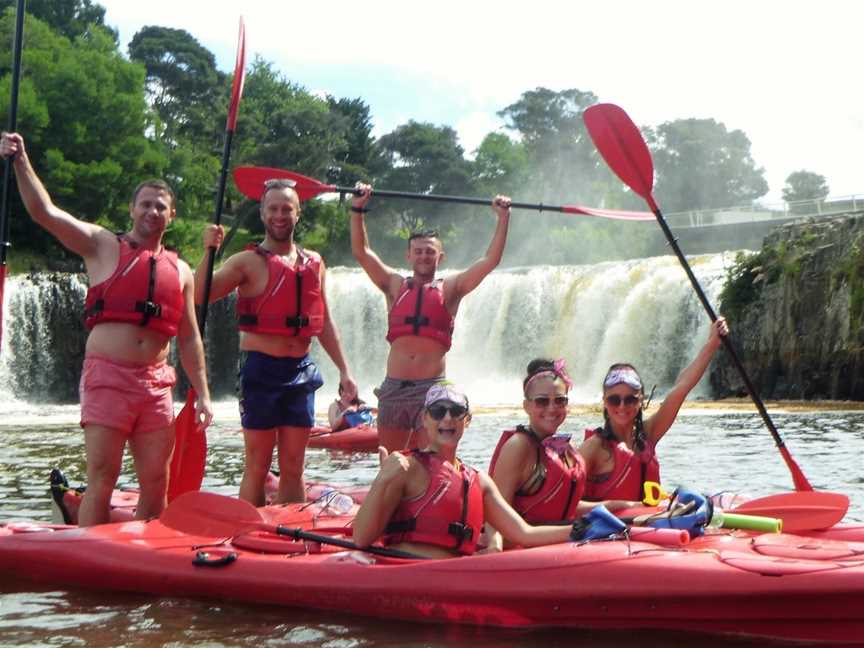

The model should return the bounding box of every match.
[197,179,356,505]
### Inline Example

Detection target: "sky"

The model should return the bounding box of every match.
[97,0,864,205]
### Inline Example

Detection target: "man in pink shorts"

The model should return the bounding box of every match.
[0,132,213,526]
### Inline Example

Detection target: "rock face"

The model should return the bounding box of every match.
[713,214,864,400]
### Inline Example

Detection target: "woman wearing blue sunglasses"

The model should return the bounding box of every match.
[580,318,729,502]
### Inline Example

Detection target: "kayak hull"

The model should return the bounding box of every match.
[307,424,378,451]
[2,511,864,644]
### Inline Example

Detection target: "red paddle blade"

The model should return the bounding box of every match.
[561,204,654,221]
[161,491,264,537]
[226,17,247,131]
[733,491,849,532]
[232,166,336,202]
[167,389,207,503]
[583,103,656,207]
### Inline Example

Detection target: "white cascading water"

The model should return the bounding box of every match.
[0,252,741,409]
[320,252,737,406]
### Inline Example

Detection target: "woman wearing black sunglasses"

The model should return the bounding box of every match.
[353,383,586,559]
[580,318,729,503]
[484,359,637,552]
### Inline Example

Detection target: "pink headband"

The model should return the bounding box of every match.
[524,358,574,395]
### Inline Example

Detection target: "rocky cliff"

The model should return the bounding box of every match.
[713,213,864,400]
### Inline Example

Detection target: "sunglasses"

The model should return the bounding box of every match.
[427,404,469,421]
[527,395,569,408]
[605,394,641,407]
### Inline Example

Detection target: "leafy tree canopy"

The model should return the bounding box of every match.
[647,118,768,212]
[782,170,829,204]
[0,0,113,42]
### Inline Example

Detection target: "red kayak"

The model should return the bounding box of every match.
[307,424,378,451]
[3,496,864,645]
[49,469,366,525]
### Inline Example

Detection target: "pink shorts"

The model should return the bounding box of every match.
[79,354,177,435]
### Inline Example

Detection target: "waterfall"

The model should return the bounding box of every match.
[0,253,739,408]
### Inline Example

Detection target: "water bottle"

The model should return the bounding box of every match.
[307,484,354,514]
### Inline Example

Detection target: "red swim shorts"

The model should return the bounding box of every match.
[79,354,177,435]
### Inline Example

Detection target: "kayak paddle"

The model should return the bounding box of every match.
[161,491,425,560]
[732,491,849,533]
[583,102,814,492]
[0,0,26,349]
[232,166,656,221]
[167,18,247,503]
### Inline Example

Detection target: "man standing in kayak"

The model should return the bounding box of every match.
[350,184,510,451]
[198,178,356,506]
[0,132,213,527]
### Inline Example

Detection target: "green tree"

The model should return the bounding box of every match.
[128,25,222,144]
[327,96,385,185]
[782,170,829,204]
[376,120,476,233]
[647,118,768,212]
[472,132,528,197]
[0,12,166,257]
[0,0,113,42]
[497,87,601,203]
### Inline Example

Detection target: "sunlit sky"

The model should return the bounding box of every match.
[97,0,863,205]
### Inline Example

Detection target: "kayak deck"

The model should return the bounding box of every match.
[2,509,864,645]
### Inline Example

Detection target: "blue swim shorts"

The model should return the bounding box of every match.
[238,351,324,430]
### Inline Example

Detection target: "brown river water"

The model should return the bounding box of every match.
[1,402,862,647]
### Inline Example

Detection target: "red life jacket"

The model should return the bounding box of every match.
[382,450,484,555]
[83,236,183,337]
[583,427,661,501]
[488,427,586,524]
[236,244,325,337]
[386,278,454,350]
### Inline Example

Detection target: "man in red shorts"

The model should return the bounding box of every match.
[0,132,213,526]
[198,179,356,505]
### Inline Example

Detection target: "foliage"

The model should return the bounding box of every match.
[646,118,769,213]
[128,25,223,144]
[0,0,113,42]
[0,12,801,271]
[782,170,830,205]
[0,11,166,257]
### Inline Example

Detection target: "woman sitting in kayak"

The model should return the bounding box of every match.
[483,358,640,551]
[327,384,376,432]
[579,318,729,503]
[352,383,588,559]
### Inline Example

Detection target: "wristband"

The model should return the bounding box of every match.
[350,206,368,214]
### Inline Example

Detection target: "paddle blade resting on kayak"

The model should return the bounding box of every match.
[168,17,247,502]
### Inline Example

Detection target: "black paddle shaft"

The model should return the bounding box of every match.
[334,185,572,214]
[0,0,26,265]
[651,207,789,450]
[277,525,425,560]
[197,129,235,335]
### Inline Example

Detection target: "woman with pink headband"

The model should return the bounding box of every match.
[485,358,636,550]
[580,318,729,502]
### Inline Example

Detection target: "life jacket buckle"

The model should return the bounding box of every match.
[448,522,473,541]
[136,301,162,318]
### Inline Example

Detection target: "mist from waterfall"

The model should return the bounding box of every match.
[0,252,739,409]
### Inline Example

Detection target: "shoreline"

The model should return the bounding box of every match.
[472,398,864,416]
